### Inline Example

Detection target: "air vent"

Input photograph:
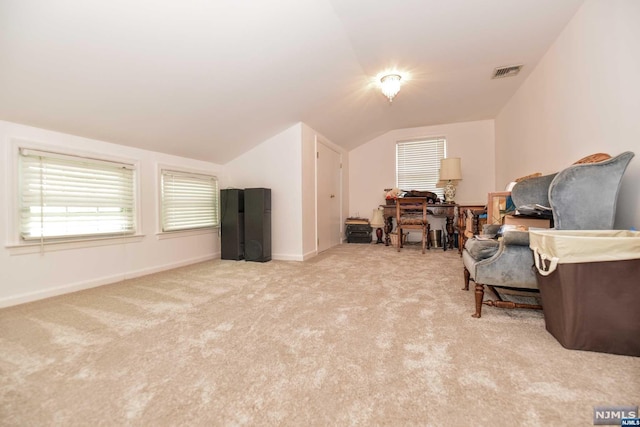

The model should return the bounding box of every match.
[491,64,523,79]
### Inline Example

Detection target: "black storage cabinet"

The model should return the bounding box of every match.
[220,189,244,260]
[346,223,372,243]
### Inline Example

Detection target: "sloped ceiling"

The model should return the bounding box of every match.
[0,0,584,164]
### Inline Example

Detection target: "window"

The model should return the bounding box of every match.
[19,148,136,241]
[396,137,446,199]
[161,169,219,232]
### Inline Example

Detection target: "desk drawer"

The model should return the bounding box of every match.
[347,234,371,243]
[345,224,372,233]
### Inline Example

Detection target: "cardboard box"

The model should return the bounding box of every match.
[503,214,551,229]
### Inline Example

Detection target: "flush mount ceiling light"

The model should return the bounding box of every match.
[380,74,402,103]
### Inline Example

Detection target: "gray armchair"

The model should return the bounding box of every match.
[462,151,634,318]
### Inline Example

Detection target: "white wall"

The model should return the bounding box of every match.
[0,120,225,307]
[225,122,347,261]
[495,0,640,229]
[349,120,496,227]
[225,123,304,260]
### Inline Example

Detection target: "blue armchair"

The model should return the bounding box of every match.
[462,151,634,318]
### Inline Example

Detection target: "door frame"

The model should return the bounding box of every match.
[315,135,343,252]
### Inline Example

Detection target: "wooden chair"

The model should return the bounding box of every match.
[395,197,429,253]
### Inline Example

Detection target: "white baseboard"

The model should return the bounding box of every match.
[272,253,304,261]
[123,253,219,280]
[220,252,313,262]
[0,252,220,308]
[302,250,318,261]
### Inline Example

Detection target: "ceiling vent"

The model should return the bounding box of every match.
[491,64,523,79]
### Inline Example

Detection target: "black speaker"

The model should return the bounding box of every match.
[244,188,271,262]
[220,189,244,260]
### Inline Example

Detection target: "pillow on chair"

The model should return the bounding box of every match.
[399,215,428,225]
[464,238,500,261]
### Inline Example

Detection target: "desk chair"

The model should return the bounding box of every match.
[396,197,429,254]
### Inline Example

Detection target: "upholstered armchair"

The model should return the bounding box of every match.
[462,151,634,318]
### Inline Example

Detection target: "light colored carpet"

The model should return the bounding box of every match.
[1,243,638,426]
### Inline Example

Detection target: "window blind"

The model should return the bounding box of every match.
[396,138,446,199]
[19,148,136,240]
[161,169,219,232]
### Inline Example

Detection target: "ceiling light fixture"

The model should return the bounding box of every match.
[380,74,402,103]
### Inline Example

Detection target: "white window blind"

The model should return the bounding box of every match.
[161,169,219,232]
[19,148,136,240]
[396,138,446,199]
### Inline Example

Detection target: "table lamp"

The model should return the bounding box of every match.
[370,208,385,244]
[439,157,462,203]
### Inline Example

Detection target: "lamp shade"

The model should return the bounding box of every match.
[370,208,385,228]
[440,157,462,181]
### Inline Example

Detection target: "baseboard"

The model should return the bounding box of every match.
[0,252,220,308]
[202,251,310,262]
[272,253,305,261]
[302,249,318,261]
[123,253,219,280]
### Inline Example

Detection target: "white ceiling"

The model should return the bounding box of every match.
[0,0,585,164]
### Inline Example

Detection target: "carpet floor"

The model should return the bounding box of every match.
[1,243,638,426]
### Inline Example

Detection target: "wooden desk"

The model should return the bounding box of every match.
[381,201,457,250]
[487,192,512,225]
[456,204,486,255]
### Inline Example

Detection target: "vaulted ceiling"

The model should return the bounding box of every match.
[0,0,584,164]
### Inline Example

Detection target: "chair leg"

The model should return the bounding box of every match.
[421,227,426,254]
[396,226,401,251]
[486,285,503,301]
[472,283,484,318]
[463,267,470,291]
[483,300,543,310]
[474,285,543,316]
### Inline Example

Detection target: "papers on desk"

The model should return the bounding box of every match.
[345,217,370,225]
[475,235,495,241]
[515,204,553,218]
